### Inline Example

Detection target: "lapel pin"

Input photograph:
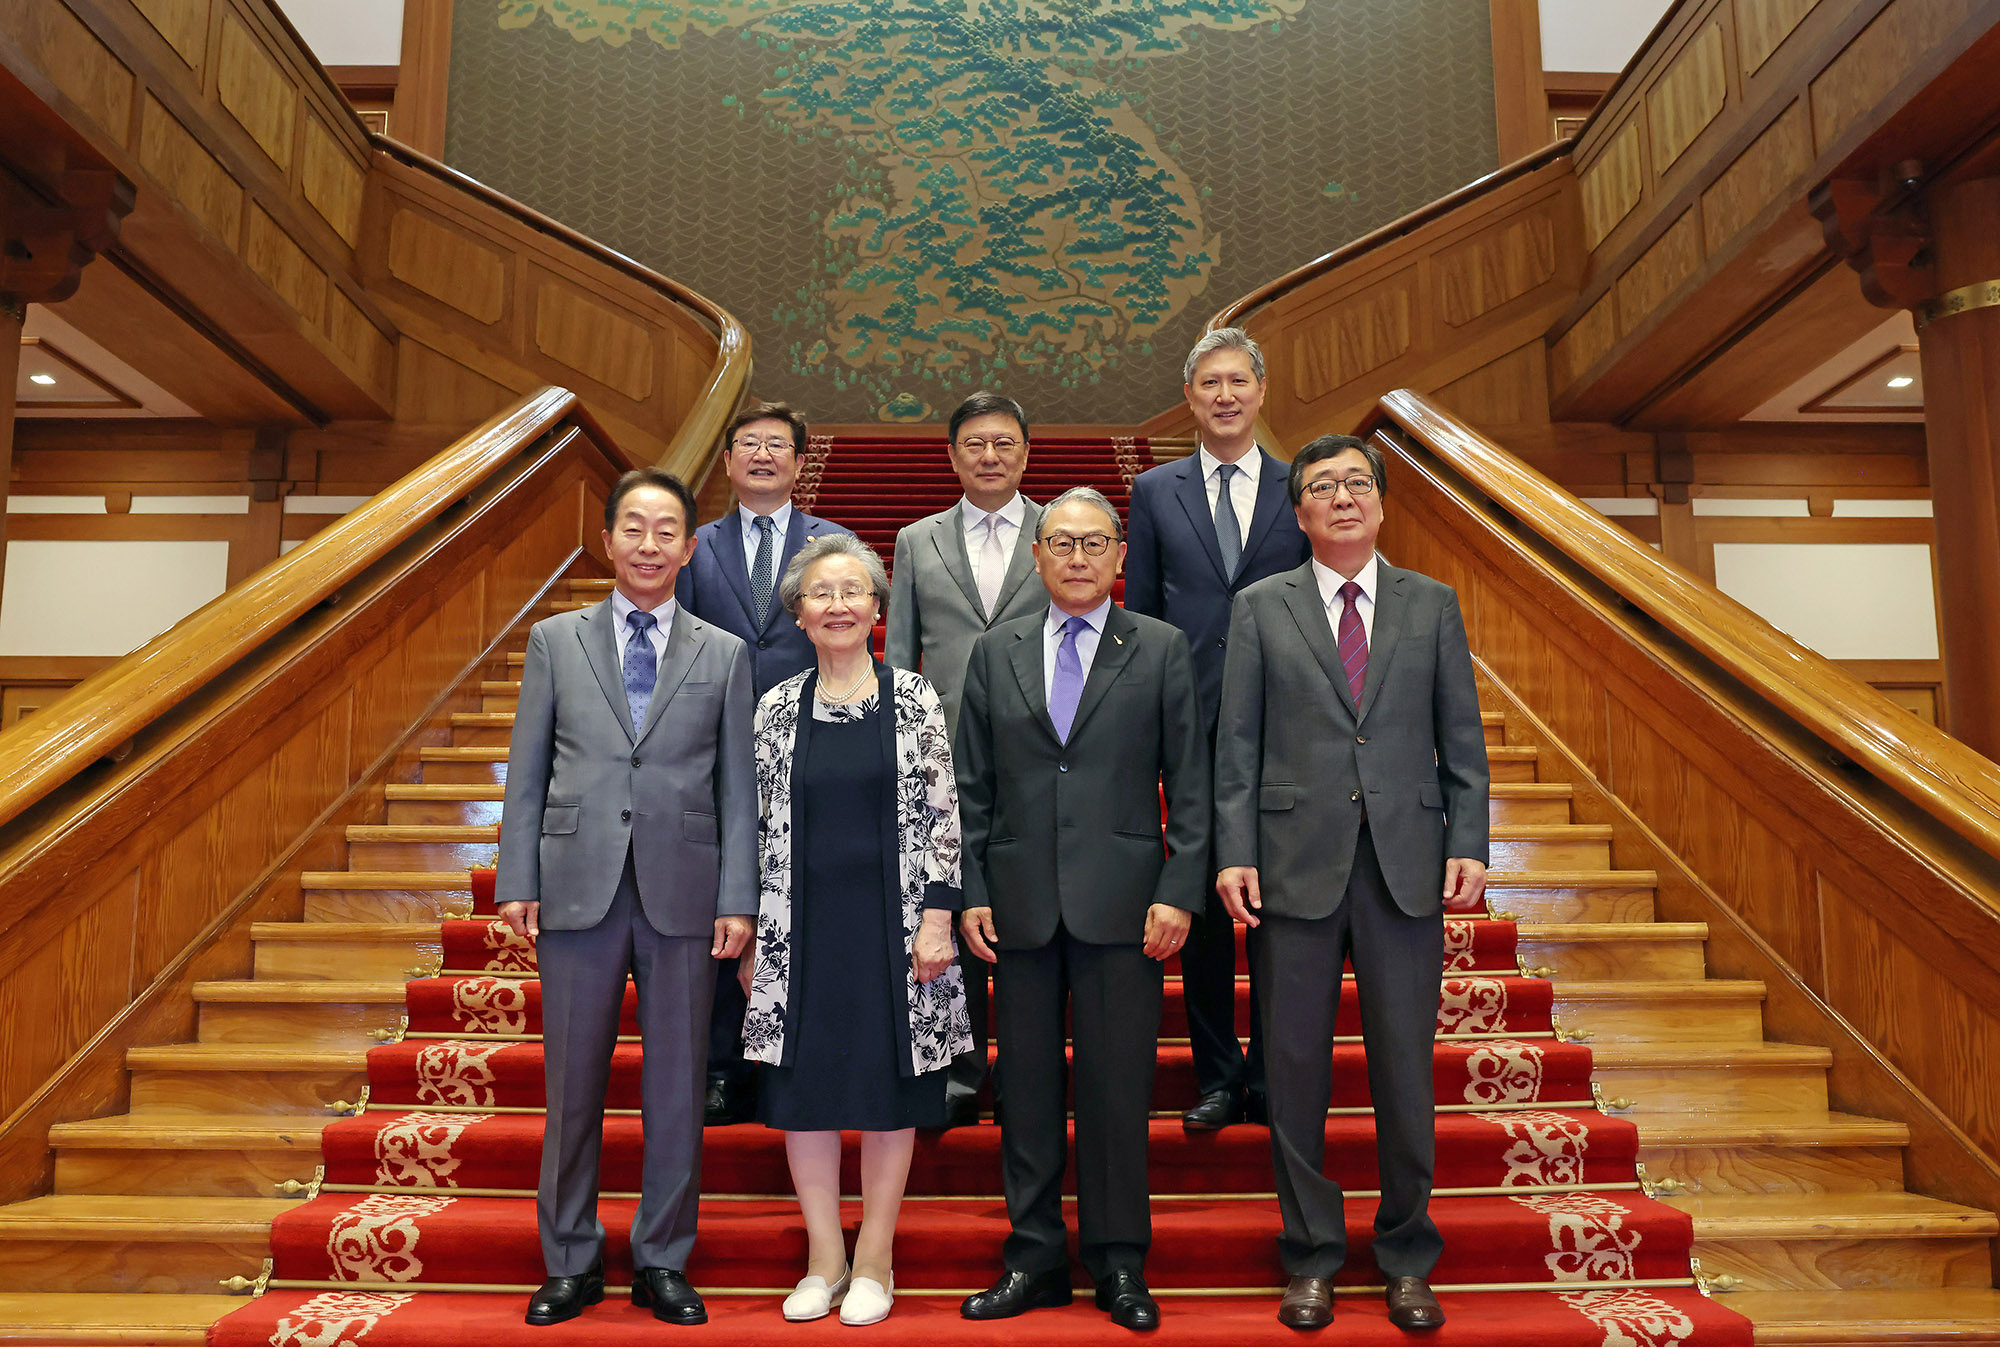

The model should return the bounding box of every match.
[1113,634,1124,645]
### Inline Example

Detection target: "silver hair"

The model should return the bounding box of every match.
[1039,486,1124,541]
[778,532,891,616]
[1183,326,1267,384]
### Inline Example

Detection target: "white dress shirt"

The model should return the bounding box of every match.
[1043,598,1111,705]
[739,501,794,574]
[961,492,1027,610]
[1312,553,1379,644]
[609,588,675,670]
[1197,444,1259,550]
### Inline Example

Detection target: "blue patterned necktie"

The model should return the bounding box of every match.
[1048,614,1088,742]
[751,515,776,624]
[1214,461,1243,581]
[624,610,659,733]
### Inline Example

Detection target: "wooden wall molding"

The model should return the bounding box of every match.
[393,0,453,160]
[1489,0,1552,164]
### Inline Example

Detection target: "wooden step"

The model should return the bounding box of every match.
[192,980,408,1045]
[481,680,521,712]
[447,712,514,748]
[251,921,439,980]
[49,1115,329,1198]
[126,1044,366,1115]
[419,745,509,785]
[384,783,506,826]
[1488,745,1538,782]
[1725,1288,2000,1343]
[1486,871,1658,923]
[344,824,496,870]
[0,1195,292,1293]
[1668,1192,1999,1292]
[1514,921,1707,980]
[1551,979,1767,1044]
[1488,782,1572,825]
[1589,1041,1831,1114]
[1634,1113,1910,1196]
[0,1292,239,1343]
[300,870,473,923]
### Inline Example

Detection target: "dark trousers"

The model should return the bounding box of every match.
[946,957,991,1099]
[1180,879,1265,1103]
[706,962,754,1088]
[993,924,1161,1283]
[537,851,716,1275]
[1252,825,1444,1280]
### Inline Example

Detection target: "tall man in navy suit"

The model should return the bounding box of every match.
[676,400,852,1125]
[1122,328,1310,1132]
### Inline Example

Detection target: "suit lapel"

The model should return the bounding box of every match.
[712,512,761,631]
[1006,622,1057,742]
[930,511,985,616]
[1239,449,1290,571]
[635,609,706,748]
[1357,564,1408,723]
[1170,458,1229,583]
[1065,605,1137,741]
[989,498,1043,622]
[579,601,637,742]
[1279,567,1359,720]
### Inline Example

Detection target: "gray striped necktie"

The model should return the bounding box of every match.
[1215,462,1243,581]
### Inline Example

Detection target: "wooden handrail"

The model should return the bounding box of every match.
[1210,139,1575,332]
[1369,388,2000,859]
[368,137,752,476]
[0,387,633,834]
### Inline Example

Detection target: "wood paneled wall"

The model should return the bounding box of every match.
[1375,424,2000,1214]
[0,421,626,1202]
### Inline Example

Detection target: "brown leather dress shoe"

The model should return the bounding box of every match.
[1277,1275,1333,1330]
[1384,1276,1445,1331]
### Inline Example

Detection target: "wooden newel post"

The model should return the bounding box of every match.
[1915,177,2000,759]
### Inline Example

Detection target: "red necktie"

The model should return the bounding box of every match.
[1336,580,1368,705]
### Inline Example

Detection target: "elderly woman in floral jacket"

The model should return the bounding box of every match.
[738,533,972,1327]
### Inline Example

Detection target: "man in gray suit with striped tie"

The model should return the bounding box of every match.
[497,468,757,1327]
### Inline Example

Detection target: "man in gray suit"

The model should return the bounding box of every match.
[886,390,1046,1126]
[1214,435,1489,1333]
[496,468,757,1327]
[955,488,1208,1332]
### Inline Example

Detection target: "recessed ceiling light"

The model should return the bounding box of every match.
[1887,376,1915,388]
[28,373,55,386]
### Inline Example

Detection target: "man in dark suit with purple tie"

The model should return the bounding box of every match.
[676,400,852,1124]
[1122,328,1310,1132]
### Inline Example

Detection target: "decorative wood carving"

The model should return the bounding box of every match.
[0,168,135,307]
[1809,169,1935,310]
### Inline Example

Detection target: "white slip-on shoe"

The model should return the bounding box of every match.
[783,1266,851,1322]
[838,1272,894,1326]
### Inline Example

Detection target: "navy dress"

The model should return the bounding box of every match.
[759,693,947,1131]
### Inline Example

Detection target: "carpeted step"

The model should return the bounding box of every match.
[321,1111,1639,1196]
[364,1038,1595,1112]
[260,1191,1700,1290]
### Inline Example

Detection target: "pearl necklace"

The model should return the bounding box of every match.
[815,666,874,704]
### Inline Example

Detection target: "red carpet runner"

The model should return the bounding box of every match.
[212,434,1749,1346]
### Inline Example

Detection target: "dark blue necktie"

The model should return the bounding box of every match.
[624,610,659,733]
[1215,462,1243,581]
[751,515,776,624]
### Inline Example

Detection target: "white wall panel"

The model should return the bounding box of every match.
[1712,543,1939,660]
[0,541,229,656]
[1540,0,1673,72]
[274,0,403,66]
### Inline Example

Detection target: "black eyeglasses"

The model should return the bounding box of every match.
[1302,475,1377,500]
[1039,532,1117,556]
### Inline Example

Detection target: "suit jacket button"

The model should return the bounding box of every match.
[1351,790,1361,802]
[1058,762,1069,773]
[1356,735,1368,744]
[1216,637,1226,647]
[620,809,632,822]
[759,638,770,648]
[631,756,641,768]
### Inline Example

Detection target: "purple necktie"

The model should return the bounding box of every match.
[1336,581,1368,706]
[1049,615,1088,742]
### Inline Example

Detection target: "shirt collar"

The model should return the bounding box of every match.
[739,500,793,535]
[1312,553,1380,608]
[610,587,678,630]
[1197,444,1260,485]
[1046,597,1113,639]
[960,492,1026,531]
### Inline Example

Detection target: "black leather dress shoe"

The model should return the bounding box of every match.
[1182,1088,1245,1131]
[703,1076,755,1127]
[935,1088,981,1131]
[524,1257,603,1325]
[632,1267,708,1325]
[1384,1276,1445,1330]
[960,1267,1074,1319]
[1095,1269,1160,1331]
[1245,1090,1270,1126]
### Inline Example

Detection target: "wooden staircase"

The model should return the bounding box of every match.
[0,576,1996,1343]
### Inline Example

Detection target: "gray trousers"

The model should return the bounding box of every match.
[1252,824,1444,1280]
[537,849,716,1275]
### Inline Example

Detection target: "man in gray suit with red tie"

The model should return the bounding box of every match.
[497,469,757,1327]
[1214,435,1489,1333]
[1124,327,1310,1132]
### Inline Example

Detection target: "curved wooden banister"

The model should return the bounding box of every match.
[1210,138,1575,332]
[368,137,752,479]
[1370,388,2000,860]
[0,386,630,834]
